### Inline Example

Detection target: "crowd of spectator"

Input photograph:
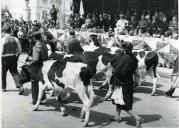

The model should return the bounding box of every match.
[1,17,58,53]
[1,8,178,53]
[67,9,178,39]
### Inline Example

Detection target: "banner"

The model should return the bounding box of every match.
[49,29,179,51]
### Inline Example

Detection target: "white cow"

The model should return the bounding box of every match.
[20,60,95,126]
[96,50,160,96]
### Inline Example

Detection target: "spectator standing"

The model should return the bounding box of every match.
[17,27,26,52]
[1,26,24,94]
[138,15,148,33]
[50,4,57,27]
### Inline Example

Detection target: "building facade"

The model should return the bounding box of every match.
[1,0,56,22]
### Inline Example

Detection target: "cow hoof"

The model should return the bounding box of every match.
[83,122,88,127]
[33,107,38,111]
[62,111,68,116]
[150,93,155,96]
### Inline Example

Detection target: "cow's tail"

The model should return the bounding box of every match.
[153,52,159,78]
[79,66,94,107]
[145,51,159,78]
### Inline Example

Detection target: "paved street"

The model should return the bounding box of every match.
[1,55,179,128]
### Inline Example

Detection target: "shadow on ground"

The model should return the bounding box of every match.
[134,85,165,96]
[140,82,163,88]
[122,114,162,127]
[66,105,114,127]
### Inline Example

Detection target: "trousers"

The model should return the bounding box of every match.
[2,55,22,89]
[31,81,46,104]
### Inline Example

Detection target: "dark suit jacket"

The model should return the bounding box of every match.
[66,37,83,55]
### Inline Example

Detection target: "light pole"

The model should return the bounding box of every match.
[25,0,31,21]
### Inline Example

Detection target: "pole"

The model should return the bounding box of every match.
[103,0,104,14]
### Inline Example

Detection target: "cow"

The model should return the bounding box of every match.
[96,49,160,96]
[133,49,159,96]
[20,60,96,127]
[47,46,123,99]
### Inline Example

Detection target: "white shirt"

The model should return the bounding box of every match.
[116,19,128,31]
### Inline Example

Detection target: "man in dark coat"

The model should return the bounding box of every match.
[65,29,84,55]
[50,4,57,27]
[110,41,143,127]
[25,31,48,104]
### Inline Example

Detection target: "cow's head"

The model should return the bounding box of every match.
[96,53,113,74]
[19,65,31,85]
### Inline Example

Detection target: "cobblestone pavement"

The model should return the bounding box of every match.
[1,55,179,128]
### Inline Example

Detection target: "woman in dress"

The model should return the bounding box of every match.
[110,41,143,127]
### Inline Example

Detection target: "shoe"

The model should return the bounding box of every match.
[164,92,172,97]
[164,88,175,97]
[18,86,24,95]
[136,117,143,127]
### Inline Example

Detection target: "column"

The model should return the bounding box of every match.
[25,7,31,21]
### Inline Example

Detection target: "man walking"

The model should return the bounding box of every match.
[1,26,24,95]
[25,31,48,104]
